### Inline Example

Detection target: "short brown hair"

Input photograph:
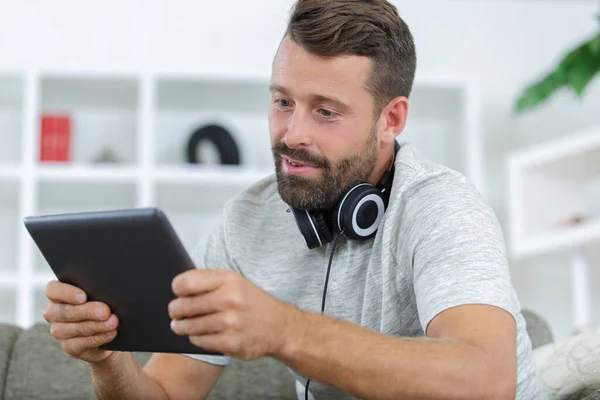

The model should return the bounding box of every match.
[285,0,417,117]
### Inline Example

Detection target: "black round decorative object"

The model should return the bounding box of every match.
[186,124,241,165]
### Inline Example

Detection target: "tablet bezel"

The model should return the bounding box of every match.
[24,207,220,356]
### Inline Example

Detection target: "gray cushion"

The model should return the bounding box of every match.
[582,390,600,400]
[3,322,295,399]
[563,389,600,400]
[522,309,554,349]
[5,322,100,400]
[0,324,22,399]
[3,323,151,400]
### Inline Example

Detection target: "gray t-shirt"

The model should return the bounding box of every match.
[186,143,546,399]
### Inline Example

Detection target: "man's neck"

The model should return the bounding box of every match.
[367,144,396,187]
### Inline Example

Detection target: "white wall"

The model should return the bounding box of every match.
[1,0,598,340]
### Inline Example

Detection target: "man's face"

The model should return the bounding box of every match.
[269,36,381,211]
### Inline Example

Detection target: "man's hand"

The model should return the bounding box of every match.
[43,280,119,364]
[168,269,300,361]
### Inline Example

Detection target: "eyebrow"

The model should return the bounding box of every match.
[269,84,352,114]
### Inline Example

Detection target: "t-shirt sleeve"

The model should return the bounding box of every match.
[405,169,519,334]
[190,198,241,275]
[179,200,238,366]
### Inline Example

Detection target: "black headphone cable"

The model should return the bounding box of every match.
[304,230,345,400]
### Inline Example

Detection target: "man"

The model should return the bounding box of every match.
[43,1,546,399]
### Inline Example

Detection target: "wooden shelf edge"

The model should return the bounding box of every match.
[511,218,600,260]
[154,165,272,185]
[33,274,56,288]
[36,164,139,183]
[0,274,18,288]
[39,70,141,80]
[507,127,600,170]
[0,166,21,181]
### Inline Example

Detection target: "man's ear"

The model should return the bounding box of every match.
[377,96,409,143]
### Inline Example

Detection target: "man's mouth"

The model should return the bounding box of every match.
[283,156,317,168]
[281,156,322,176]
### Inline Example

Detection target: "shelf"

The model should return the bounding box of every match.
[155,182,246,254]
[33,288,48,324]
[400,83,471,177]
[156,76,268,113]
[0,75,23,166]
[36,164,139,183]
[0,181,20,273]
[0,288,16,324]
[40,75,139,165]
[508,127,600,172]
[30,275,56,324]
[0,274,17,288]
[514,217,600,259]
[507,127,600,260]
[34,181,138,273]
[36,181,138,217]
[0,166,20,181]
[154,77,272,168]
[154,165,272,185]
[34,274,56,288]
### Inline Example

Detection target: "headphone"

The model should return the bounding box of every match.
[289,141,400,249]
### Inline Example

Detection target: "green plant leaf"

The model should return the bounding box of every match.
[563,44,595,95]
[590,32,600,54]
[571,39,600,95]
[514,31,600,114]
[514,71,564,113]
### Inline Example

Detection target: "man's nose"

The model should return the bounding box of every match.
[284,108,313,148]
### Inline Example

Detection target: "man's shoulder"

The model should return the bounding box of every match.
[391,143,481,202]
[387,143,495,235]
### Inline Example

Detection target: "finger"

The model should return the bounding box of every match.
[171,311,238,336]
[43,301,111,323]
[46,280,87,305]
[168,289,232,320]
[61,331,118,356]
[172,269,233,297]
[51,315,119,340]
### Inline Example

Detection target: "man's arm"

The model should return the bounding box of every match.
[276,303,517,400]
[168,270,517,400]
[90,352,224,400]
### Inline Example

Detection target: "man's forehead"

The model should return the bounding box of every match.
[271,37,372,95]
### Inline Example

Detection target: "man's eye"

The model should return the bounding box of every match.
[319,109,333,117]
[278,99,290,107]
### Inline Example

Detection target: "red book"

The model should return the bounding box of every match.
[40,114,71,162]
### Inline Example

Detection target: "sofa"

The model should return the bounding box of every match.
[0,310,598,400]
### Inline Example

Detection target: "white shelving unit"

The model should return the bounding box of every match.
[506,127,600,332]
[401,75,484,196]
[0,74,23,169]
[0,69,484,328]
[40,73,140,166]
[0,181,20,285]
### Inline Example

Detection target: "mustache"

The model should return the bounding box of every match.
[272,141,329,168]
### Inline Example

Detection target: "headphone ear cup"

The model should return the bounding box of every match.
[335,184,386,241]
[289,207,332,249]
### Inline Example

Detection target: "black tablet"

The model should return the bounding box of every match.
[24,207,220,356]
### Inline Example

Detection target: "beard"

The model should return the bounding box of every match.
[272,128,379,211]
